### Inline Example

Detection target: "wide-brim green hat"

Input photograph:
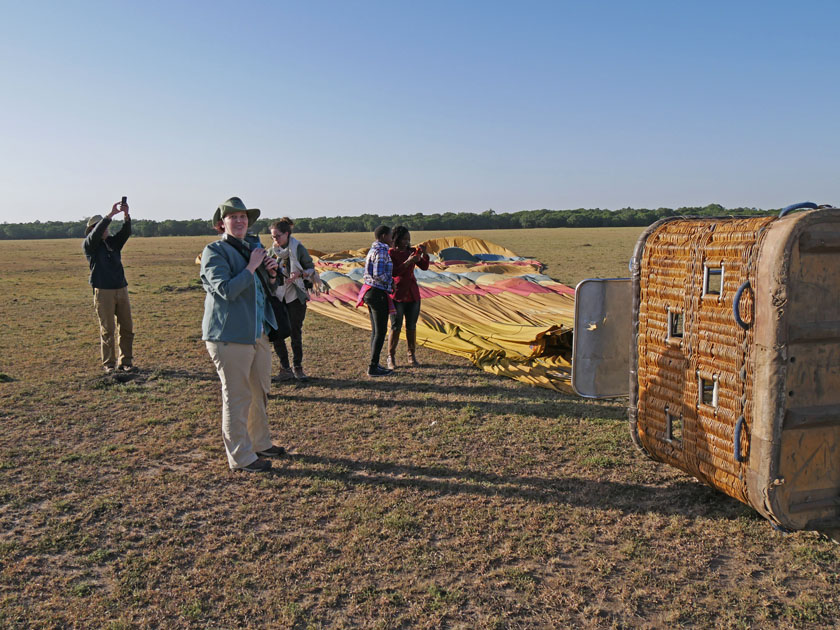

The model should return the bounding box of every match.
[212,197,260,227]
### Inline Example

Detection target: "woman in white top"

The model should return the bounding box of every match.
[267,218,318,382]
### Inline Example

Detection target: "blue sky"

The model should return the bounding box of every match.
[1,1,838,222]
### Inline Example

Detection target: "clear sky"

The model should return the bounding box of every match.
[1,1,838,222]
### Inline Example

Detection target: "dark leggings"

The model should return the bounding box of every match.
[363,288,390,368]
[390,300,420,333]
[272,299,307,368]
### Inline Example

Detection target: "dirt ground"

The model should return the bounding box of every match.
[0,229,838,629]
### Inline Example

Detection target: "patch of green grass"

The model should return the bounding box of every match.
[53,499,74,513]
[387,590,406,606]
[782,594,834,624]
[181,598,206,621]
[426,583,462,610]
[91,497,122,516]
[69,581,93,598]
[35,519,84,554]
[354,585,378,603]
[282,601,304,625]
[86,548,115,564]
[0,540,18,558]
[581,454,619,468]
[305,478,347,495]
[505,568,537,591]
[792,544,838,565]
[382,508,419,534]
[459,404,480,421]
[117,556,150,598]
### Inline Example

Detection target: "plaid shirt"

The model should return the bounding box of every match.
[363,240,393,292]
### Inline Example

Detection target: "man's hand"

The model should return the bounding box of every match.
[246,248,267,273]
[108,202,122,218]
[121,200,130,218]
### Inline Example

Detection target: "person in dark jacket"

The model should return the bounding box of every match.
[83,200,134,373]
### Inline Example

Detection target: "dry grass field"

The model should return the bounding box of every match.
[1,227,839,629]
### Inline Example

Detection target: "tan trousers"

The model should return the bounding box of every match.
[206,335,274,469]
[93,287,134,368]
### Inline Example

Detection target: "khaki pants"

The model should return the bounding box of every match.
[93,287,134,368]
[206,336,274,469]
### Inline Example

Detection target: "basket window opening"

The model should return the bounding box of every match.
[667,309,684,339]
[703,264,724,297]
[666,406,683,443]
[699,375,719,408]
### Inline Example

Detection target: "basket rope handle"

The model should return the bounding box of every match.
[733,281,751,329]
[734,416,747,462]
[779,202,818,218]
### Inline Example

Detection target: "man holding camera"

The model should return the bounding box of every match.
[83,199,135,373]
[201,197,286,473]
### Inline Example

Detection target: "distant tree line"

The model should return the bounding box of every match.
[0,204,779,240]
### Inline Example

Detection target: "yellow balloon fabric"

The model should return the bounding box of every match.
[309,237,576,392]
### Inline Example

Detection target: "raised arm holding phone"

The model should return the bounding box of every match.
[387,225,429,369]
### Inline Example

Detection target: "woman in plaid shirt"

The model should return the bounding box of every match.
[360,225,395,376]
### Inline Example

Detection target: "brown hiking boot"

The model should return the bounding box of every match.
[406,329,420,366]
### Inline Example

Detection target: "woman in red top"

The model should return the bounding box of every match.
[387,225,430,369]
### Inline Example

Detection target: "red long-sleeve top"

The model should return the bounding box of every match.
[389,247,430,302]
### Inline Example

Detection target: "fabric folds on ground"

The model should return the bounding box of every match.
[308,237,575,391]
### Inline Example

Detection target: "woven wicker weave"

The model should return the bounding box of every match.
[634,216,775,503]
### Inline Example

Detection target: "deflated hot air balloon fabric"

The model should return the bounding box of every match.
[307,237,576,391]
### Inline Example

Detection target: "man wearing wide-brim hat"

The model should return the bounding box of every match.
[211,196,261,230]
[200,196,287,473]
[83,199,135,373]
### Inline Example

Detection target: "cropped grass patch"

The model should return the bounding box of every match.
[581,454,620,468]
[1,231,839,628]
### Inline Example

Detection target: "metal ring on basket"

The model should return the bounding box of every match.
[779,202,818,218]
[733,281,751,329]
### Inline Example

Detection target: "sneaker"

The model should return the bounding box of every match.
[238,458,271,473]
[292,366,309,381]
[104,366,115,374]
[118,364,136,373]
[256,445,286,458]
[386,355,396,370]
[367,364,393,377]
[277,367,294,381]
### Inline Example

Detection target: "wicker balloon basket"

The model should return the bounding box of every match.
[628,204,840,535]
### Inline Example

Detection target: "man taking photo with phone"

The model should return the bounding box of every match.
[83,198,135,373]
